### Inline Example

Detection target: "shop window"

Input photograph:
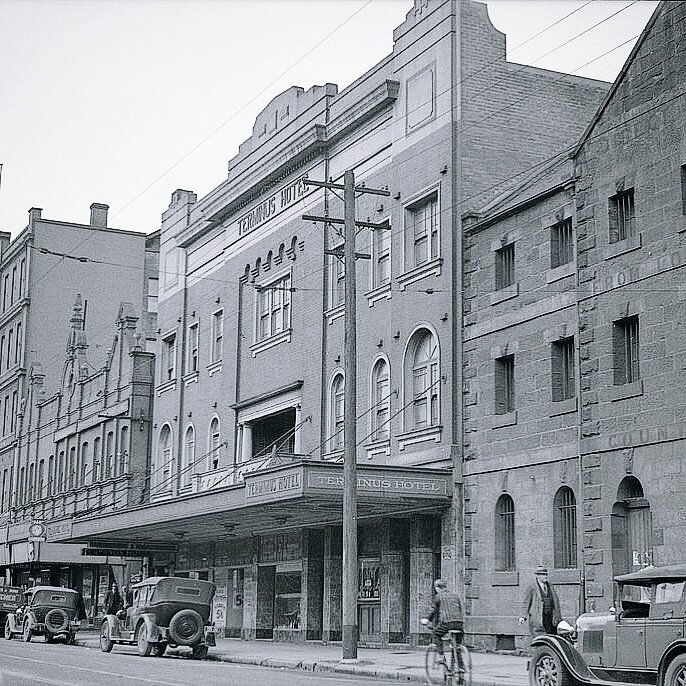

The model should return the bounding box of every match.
[274,571,301,630]
[609,188,636,243]
[495,355,515,414]
[613,316,640,385]
[550,217,573,268]
[405,192,439,271]
[553,486,577,569]
[495,494,516,571]
[370,358,390,442]
[552,337,575,401]
[330,373,345,451]
[495,243,515,290]
[405,329,440,431]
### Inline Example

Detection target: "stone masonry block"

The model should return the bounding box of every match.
[584,550,604,565]
[584,517,603,533]
[586,583,605,598]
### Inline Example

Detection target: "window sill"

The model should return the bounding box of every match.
[326,304,345,325]
[397,425,442,450]
[491,411,517,429]
[250,329,292,357]
[156,379,177,396]
[608,379,643,402]
[397,258,442,290]
[550,396,577,416]
[603,232,642,260]
[364,439,391,459]
[490,282,519,306]
[183,371,199,386]
[492,571,519,586]
[365,282,392,307]
[207,360,223,377]
[546,262,575,284]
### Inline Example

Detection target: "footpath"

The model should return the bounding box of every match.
[77,631,529,685]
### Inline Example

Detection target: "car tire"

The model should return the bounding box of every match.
[529,646,572,686]
[4,618,12,640]
[168,609,204,646]
[664,654,686,686]
[100,621,114,653]
[136,623,153,657]
[22,620,32,643]
[45,609,69,634]
[191,644,208,660]
[152,642,167,657]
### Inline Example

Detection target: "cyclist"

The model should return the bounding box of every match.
[421,578,464,666]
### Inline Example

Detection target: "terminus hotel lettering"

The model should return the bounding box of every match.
[237,177,307,237]
[246,472,302,498]
[310,474,447,494]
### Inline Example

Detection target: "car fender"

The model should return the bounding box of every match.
[657,639,686,686]
[102,614,123,639]
[5,613,19,635]
[531,635,598,684]
[137,613,163,643]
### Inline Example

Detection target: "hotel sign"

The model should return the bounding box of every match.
[307,470,449,497]
[245,468,303,503]
[235,177,307,238]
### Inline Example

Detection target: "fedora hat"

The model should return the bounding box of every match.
[534,565,548,575]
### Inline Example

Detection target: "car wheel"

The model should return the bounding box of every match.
[45,609,69,634]
[664,654,686,686]
[529,646,572,686]
[100,621,114,653]
[136,623,153,657]
[168,609,204,646]
[191,644,208,660]
[22,620,32,643]
[4,618,12,640]
[152,642,167,657]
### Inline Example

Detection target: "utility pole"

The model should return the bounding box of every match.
[303,170,389,660]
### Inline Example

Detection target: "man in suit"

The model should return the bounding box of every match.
[519,566,562,635]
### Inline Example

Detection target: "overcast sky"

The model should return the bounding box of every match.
[0,0,658,238]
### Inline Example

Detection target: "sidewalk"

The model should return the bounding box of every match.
[77,631,529,685]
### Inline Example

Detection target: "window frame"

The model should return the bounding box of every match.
[182,425,195,488]
[211,309,224,363]
[330,372,345,452]
[550,217,574,269]
[403,328,440,433]
[553,486,577,569]
[370,357,391,442]
[551,337,575,402]
[403,189,440,272]
[495,354,515,415]
[609,188,636,243]
[613,315,640,385]
[162,332,177,382]
[495,243,515,291]
[495,493,516,572]
[371,220,391,290]
[187,322,199,374]
[208,417,221,471]
[254,269,292,344]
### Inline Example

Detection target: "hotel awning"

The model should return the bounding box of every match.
[57,461,452,547]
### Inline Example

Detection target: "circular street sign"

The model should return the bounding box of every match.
[28,523,46,539]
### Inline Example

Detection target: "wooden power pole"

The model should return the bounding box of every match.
[303,170,389,660]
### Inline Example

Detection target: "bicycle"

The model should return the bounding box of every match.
[423,624,472,686]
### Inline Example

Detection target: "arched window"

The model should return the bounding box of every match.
[182,425,195,488]
[405,329,439,431]
[19,466,25,504]
[80,442,89,486]
[105,431,114,479]
[330,373,345,451]
[47,456,54,496]
[157,425,173,492]
[612,476,652,574]
[57,451,65,493]
[119,426,129,475]
[68,446,76,489]
[553,486,577,569]
[371,359,390,442]
[208,418,220,470]
[28,463,35,501]
[495,493,516,571]
[37,459,45,499]
[93,437,101,482]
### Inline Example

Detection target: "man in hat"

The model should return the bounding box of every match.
[421,579,464,660]
[519,566,562,635]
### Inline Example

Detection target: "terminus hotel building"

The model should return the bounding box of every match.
[55,0,619,646]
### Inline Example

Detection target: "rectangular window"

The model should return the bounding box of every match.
[552,337,575,402]
[2,275,7,311]
[10,391,16,433]
[18,259,25,298]
[6,329,12,370]
[147,278,159,313]
[609,188,636,243]
[330,246,345,308]
[163,334,176,381]
[14,323,21,365]
[187,322,199,373]
[495,243,515,290]
[495,355,515,414]
[10,268,16,306]
[406,192,438,269]
[550,217,574,268]
[211,310,223,363]
[256,274,291,342]
[372,222,391,288]
[613,316,640,385]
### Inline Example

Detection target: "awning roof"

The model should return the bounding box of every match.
[60,461,451,546]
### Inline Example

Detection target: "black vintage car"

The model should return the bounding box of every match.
[529,563,686,686]
[99,576,216,659]
[4,586,84,644]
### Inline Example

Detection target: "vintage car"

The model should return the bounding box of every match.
[529,563,686,686]
[4,586,84,644]
[99,576,216,659]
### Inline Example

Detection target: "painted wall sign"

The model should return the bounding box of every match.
[46,519,73,541]
[307,470,448,497]
[245,470,302,501]
[235,177,307,238]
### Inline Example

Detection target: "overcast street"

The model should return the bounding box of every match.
[0,640,391,686]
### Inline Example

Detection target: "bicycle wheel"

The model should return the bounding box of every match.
[454,644,472,686]
[425,643,448,684]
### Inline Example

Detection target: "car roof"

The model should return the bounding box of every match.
[26,586,79,595]
[131,576,214,590]
[615,564,686,584]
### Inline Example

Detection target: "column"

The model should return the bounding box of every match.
[241,423,252,463]
[294,405,302,455]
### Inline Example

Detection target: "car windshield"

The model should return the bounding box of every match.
[619,582,651,618]
[30,590,77,608]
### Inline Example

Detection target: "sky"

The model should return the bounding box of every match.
[0,0,659,238]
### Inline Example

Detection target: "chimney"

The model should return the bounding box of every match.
[0,232,10,261]
[28,207,42,229]
[90,203,109,228]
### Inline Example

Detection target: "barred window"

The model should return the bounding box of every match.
[613,316,640,385]
[609,188,635,243]
[495,243,515,290]
[550,217,573,268]
[552,337,575,401]
[495,355,515,414]
[553,486,577,569]
[495,494,516,571]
